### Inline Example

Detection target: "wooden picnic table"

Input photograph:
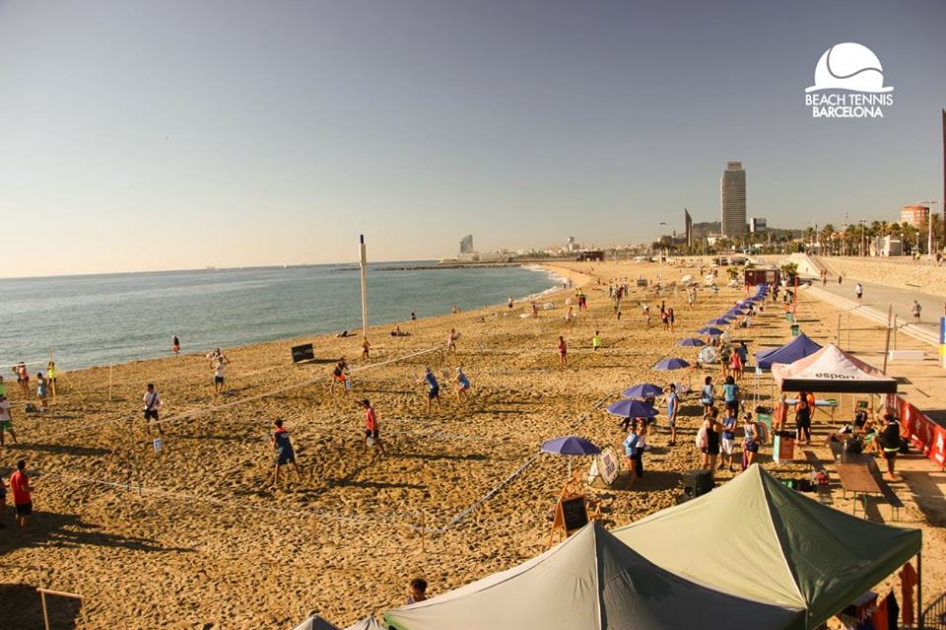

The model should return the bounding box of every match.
[836,463,882,517]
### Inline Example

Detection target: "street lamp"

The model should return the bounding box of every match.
[657,222,667,282]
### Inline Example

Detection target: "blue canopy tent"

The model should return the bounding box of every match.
[755,333,822,370]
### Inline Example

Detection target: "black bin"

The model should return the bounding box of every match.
[682,469,714,501]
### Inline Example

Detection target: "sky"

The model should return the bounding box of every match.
[1,0,944,277]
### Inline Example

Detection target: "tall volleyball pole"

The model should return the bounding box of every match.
[359,235,369,338]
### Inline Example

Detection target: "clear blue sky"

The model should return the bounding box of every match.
[1,0,944,276]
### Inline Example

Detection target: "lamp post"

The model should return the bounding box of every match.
[657,222,666,283]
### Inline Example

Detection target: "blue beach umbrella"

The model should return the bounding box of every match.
[541,436,601,476]
[654,357,690,370]
[606,399,659,418]
[678,337,705,347]
[707,317,731,325]
[622,382,664,398]
[541,436,601,456]
[698,327,724,336]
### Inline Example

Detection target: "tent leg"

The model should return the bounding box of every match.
[918,550,923,629]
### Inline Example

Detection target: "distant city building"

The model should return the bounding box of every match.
[684,208,693,247]
[900,205,929,228]
[750,217,767,233]
[565,236,580,252]
[460,234,474,254]
[720,161,747,238]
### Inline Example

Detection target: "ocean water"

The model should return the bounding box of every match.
[0,263,560,372]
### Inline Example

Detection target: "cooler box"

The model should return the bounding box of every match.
[785,312,794,323]
[773,431,796,463]
[790,324,800,337]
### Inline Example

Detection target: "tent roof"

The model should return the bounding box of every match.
[385,520,804,630]
[342,619,386,630]
[756,334,822,370]
[612,465,920,628]
[771,343,898,393]
[291,615,342,630]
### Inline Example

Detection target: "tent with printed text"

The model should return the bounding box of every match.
[384,520,805,630]
[612,465,921,629]
[771,343,897,393]
[755,333,822,370]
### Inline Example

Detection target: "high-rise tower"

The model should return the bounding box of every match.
[720,161,747,238]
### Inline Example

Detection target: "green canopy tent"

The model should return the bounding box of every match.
[612,465,921,628]
[385,520,805,630]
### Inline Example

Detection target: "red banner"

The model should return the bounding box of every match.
[887,394,946,469]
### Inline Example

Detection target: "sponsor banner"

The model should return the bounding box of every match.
[887,394,946,469]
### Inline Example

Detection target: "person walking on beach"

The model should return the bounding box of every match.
[742,413,761,470]
[557,336,568,368]
[172,335,180,355]
[10,459,31,536]
[362,337,371,361]
[143,383,162,435]
[667,308,675,332]
[719,408,737,472]
[666,383,679,446]
[0,394,18,447]
[878,412,902,479]
[360,398,386,455]
[698,408,722,476]
[592,331,601,352]
[36,373,49,412]
[212,354,229,395]
[455,367,471,403]
[854,283,863,302]
[722,376,740,419]
[911,300,922,323]
[331,359,350,394]
[418,367,441,414]
[270,419,301,485]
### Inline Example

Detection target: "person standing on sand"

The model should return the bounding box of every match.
[446,329,459,353]
[700,376,714,415]
[13,363,29,397]
[360,398,385,454]
[699,408,723,476]
[10,459,31,536]
[622,423,640,489]
[557,336,568,368]
[592,331,601,352]
[143,383,162,435]
[172,335,180,355]
[418,367,441,414]
[212,354,229,395]
[331,359,350,394]
[455,367,471,403]
[362,338,371,360]
[36,373,49,412]
[0,394,17,446]
[666,383,679,446]
[855,283,863,301]
[270,419,301,485]
[911,300,922,323]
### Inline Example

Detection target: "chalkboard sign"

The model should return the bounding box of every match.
[291,343,315,363]
[560,495,588,532]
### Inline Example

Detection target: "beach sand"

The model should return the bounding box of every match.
[1,258,943,629]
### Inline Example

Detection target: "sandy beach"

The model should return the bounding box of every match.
[1,257,944,629]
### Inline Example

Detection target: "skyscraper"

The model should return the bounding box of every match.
[720,161,747,238]
[459,234,473,254]
[684,208,693,248]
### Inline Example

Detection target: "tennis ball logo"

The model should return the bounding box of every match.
[805,42,893,93]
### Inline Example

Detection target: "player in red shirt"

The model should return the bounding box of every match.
[360,399,385,455]
[10,459,31,535]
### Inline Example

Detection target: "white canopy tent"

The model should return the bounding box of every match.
[771,343,897,394]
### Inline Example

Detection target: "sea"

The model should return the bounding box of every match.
[0,262,562,372]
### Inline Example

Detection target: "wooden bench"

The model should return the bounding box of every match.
[836,463,881,517]
[865,464,905,522]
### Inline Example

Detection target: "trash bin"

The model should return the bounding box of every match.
[773,431,796,463]
[785,311,794,322]
[790,324,800,337]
